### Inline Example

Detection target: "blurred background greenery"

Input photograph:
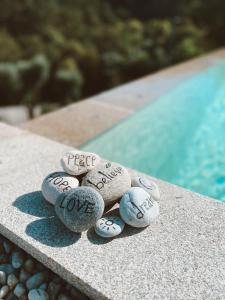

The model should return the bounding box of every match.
[0,0,224,118]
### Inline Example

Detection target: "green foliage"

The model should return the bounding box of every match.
[0,0,224,116]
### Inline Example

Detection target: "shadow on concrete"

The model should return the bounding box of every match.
[87,208,146,245]
[26,217,81,247]
[13,191,55,218]
[14,191,81,247]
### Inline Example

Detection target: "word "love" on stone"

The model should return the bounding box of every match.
[59,194,96,214]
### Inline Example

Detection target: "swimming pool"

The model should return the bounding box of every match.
[81,62,225,201]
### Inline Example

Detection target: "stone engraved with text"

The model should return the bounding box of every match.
[59,194,96,214]
[87,165,124,190]
[47,173,72,192]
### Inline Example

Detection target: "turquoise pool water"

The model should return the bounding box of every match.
[81,62,225,201]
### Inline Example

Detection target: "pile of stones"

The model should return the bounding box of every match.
[42,150,160,238]
[0,235,88,300]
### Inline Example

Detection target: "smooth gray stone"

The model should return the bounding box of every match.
[3,241,12,254]
[131,176,160,201]
[11,251,25,269]
[82,161,131,206]
[26,272,46,290]
[24,258,35,273]
[95,215,125,238]
[28,289,49,300]
[61,150,101,176]
[41,172,79,205]
[0,270,6,285]
[0,285,9,298]
[13,283,26,297]
[119,187,159,227]
[7,274,19,289]
[19,269,30,283]
[55,187,104,232]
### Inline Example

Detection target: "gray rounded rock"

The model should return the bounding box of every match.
[82,161,131,206]
[95,215,125,238]
[0,285,9,298]
[0,270,6,285]
[26,272,45,290]
[55,187,105,232]
[131,176,160,201]
[41,171,79,205]
[7,273,19,289]
[119,187,159,228]
[61,150,101,176]
[14,283,26,297]
[11,251,25,269]
[28,288,49,300]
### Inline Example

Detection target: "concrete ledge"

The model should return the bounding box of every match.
[21,48,225,146]
[1,123,225,299]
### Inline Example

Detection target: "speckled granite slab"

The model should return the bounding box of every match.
[1,122,225,300]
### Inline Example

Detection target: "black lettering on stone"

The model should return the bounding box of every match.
[84,202,95,214]
[130,201,144,219]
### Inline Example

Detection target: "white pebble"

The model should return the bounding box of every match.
[131,176,160,201]
[7,273,19,289]
[0,285,9,298]
[120,187,159,227]
[0,271,6,285]
[95,215,125,238]
[41,171,79,205]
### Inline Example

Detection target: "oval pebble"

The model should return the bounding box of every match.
[61,150,101,176]
[19,269,31,283]
[11,251,25,269]
[0,271,6,285]
[28,288,49,300]
[55,187,104,232]
[95,215,125,238]
[0,285,9,298]
[26,272,45,290]
[82,161,131,206]
[14,283,26,297]
[7,274,19,289]
[24,258,35,273]
[41,172,79,205]
[131,176,160,201]
[119,187,159,228]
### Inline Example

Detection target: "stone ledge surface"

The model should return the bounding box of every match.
[1,123,225,299]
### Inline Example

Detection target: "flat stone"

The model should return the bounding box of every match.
[2,123,225,299]
[41,172,79,205]
[82,160,131,206]
[61,150,100,176]
[55,187,104,232]
[120,187,159,227]
[95,215,125,238]
[131,176,160,201]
